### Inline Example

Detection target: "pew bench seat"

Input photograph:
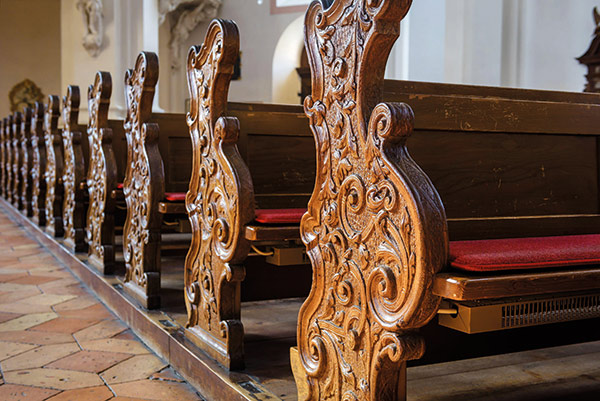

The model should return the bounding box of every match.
[449,234,600,272]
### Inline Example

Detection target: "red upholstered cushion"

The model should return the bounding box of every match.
[254,208,306,224]
[117,183,124,189]
[165,192,186,202]
[449,234,600,272]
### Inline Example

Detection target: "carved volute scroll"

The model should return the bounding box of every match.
[185,19,254,369]
[62,85,88,252]
[20,108,33,216]
[11,112,23,209]
[44,95,65,237]
[86,71,116,273]
[122,51,163,308]
[294,1,449,400]
[31,103,47,226]
[5,116,14,203]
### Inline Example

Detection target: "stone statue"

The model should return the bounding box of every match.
[76,0,104,57]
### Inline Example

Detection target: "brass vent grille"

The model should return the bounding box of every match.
[438,292,600,334]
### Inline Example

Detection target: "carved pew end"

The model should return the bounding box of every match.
[123,273,160,310]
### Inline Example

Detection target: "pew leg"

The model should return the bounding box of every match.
[123,229,162,310]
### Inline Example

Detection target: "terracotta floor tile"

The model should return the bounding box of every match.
[108,398,153,401]
[0,329,74,345]
[54,296,99,312]
[79,338,150,355]
[0,302,55,314]
[0,383,60,401]
[57,303,115,321]
[47,349,132,373]
[4,367,105,390]
[150,367,185,382]
[0,312,58,331]
[109,379,201,400]
[74,319,127,342]
[43,284,89,296]
[112,330,137,341]
[21,293,77,306]
[30,317,100,334]
[0,282,40,292]
[9,275,60,285]
[0,273,29,282]
[1,342,80,371]
[45,385,114,401]
[38,277,80,290]
[101,354,167,384]
[0,340,37,360]
[0,287,43,304]
[0,311,21,323]
[0,268,25,275]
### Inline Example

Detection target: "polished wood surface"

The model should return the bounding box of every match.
[86,71,117,273]
[44,95,64,237]
[0,119,5,198]
[31,103,46,226]
[11,111,23,209]
[185,19,251,370]
[293,1,448,400]
[4,116,13,204]
[62,85,88,252]
[20,108,33,217]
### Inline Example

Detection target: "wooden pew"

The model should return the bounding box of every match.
[0,118,5,199]
[4,116,13,203]
[291,1,600,400]
[62,85,89,253]
[184,19,314,369]
[11,112,23,210]
[44,95,64,237]
[19,107,34,217]
[121,51,190,309]
[86,71,127,274]
[30,102,47,226]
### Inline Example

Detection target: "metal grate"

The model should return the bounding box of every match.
[501,293,600,329]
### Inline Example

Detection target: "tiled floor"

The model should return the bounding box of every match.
[0,212,203,401]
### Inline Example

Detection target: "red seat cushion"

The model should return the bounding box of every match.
[165,192,186,202]
[449,234,600,272]
[254,208,306,224]
[117,183,124,189]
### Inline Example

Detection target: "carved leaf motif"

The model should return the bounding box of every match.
[184,19,251,368]
[86,72,112,265]
[44,95,63,235]
[31,103,46,226]
[5,116,13,204]
[297,1,448,400]
[20,108,33,215]
[12,112,22,208]
[62,85,85,250]
[122,52,161,298]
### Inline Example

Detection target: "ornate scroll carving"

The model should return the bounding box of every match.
[86,72,116,273]
[185,19,253,369]
[20,108,34,217]
[11,112,23,209]
[122,52,163,308]
[1,119,5,199]
[62,86,88,252]
[77,0,104,57]
[31,103,47,226]
[4,116,13,202]
[44,96,65,237]
[293,1,448,400]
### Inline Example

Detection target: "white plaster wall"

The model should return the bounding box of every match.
[0,0,61,117]
[60,0,146,118]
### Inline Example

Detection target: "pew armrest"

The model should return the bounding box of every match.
[244,225,300,241]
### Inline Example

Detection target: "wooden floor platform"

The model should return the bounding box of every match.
[2,197,600,400]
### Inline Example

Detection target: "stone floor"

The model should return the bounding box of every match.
[0,212,203,401]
